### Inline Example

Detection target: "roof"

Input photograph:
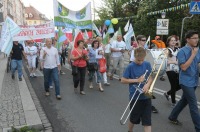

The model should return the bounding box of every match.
[25,5,50,21]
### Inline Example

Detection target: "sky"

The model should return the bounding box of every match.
[21,0,102,20]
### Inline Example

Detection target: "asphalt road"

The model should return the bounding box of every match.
[24,60,200,132]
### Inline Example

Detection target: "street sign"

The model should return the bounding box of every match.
[156,19,169,35]
[156,30,169,35]
[157,19,169,30]
[190,2,200,14]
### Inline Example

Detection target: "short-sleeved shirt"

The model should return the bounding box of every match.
[177,45,200,87]
[88,47,97,63]
[105,44,111,53]
[123,61,152,100]
[111,40,126,57]
[96,47,104,59]
[11,44,24,60]
[24,46,37,59]
[72,48,88,67]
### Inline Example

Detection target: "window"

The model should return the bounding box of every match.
[34,21,37,24]
[29,13,33,18]
[25,14,28,18]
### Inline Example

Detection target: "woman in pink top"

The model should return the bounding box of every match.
[71,40,88,95]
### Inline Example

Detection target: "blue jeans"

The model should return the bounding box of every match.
[48,74,53,86]
[169,84,200,132]
[43,67,60,96]
[11,59,23,78]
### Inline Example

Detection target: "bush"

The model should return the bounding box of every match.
[11,126,39,132]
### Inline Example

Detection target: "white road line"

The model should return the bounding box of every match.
[63,64,200,108]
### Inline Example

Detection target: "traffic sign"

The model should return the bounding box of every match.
[190,2,200,14]
[156,30,169,35]
[157,19,169,30]
[156,19,169,35]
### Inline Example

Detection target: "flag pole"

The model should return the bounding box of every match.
[91,1,93,38]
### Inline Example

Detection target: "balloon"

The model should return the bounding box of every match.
[104,20,111,26]
[111,18,118,24]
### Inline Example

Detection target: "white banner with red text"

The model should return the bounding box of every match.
[13,21,55,41]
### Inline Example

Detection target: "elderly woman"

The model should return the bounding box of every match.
[71,40,89,95]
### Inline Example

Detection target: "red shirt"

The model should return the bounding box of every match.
[72,48,88,67]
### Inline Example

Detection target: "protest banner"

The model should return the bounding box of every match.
[13,21,55,41]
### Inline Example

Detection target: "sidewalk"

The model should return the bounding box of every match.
[0,54,43,132]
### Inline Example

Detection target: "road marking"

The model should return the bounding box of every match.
[63,63,200,108]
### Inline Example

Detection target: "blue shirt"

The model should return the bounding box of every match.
[177,45,200,87]
[88,47,97,63]
[123,61,152,100]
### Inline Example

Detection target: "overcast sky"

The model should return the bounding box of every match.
[21,0,102,20]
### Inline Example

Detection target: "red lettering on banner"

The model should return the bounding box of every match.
[36,28,54,35]
[17,30,34,36]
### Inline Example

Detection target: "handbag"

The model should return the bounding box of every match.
[72,65,78,75]
[98,57,107,73]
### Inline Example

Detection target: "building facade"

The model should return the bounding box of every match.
[25,5,49,26]
[0,0,25,25]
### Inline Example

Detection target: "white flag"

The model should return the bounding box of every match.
[124,20,130,32]
[144,36,150,49]
[0,17,21,55]
[92,22,102,36]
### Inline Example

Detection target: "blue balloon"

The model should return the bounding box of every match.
[104,20,111,26]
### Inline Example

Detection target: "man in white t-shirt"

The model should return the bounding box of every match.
[25,41,38,77]
[110,35,126,81]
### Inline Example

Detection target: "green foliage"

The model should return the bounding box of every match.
[95,0,200,44]
[11,126,39,132]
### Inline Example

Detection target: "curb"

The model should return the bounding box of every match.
[22,66,53,132]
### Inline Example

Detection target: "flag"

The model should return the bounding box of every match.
[102,32,110,45]
[144,36,150,49]
[92,22,102,36]
[73,30,83,48]
[124,20,130,32]
[107,23,114,34]
[92,31,97,38]
[123,24,134,50]
[110,31,118,43]
[102,24,107,33]
[55,27,67,50]
[99,26,102,34]
[117,27,122,35]
[53,0,92,29]
[0,17,21,55]
[83,30,89,40]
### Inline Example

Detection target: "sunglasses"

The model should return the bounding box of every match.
[141,39,146,41]
[157,38,161,40]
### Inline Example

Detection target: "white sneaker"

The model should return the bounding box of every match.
[33,73,37,78]
[89,83,93,89]
[49,86,53,89]
[30,73,33,77]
